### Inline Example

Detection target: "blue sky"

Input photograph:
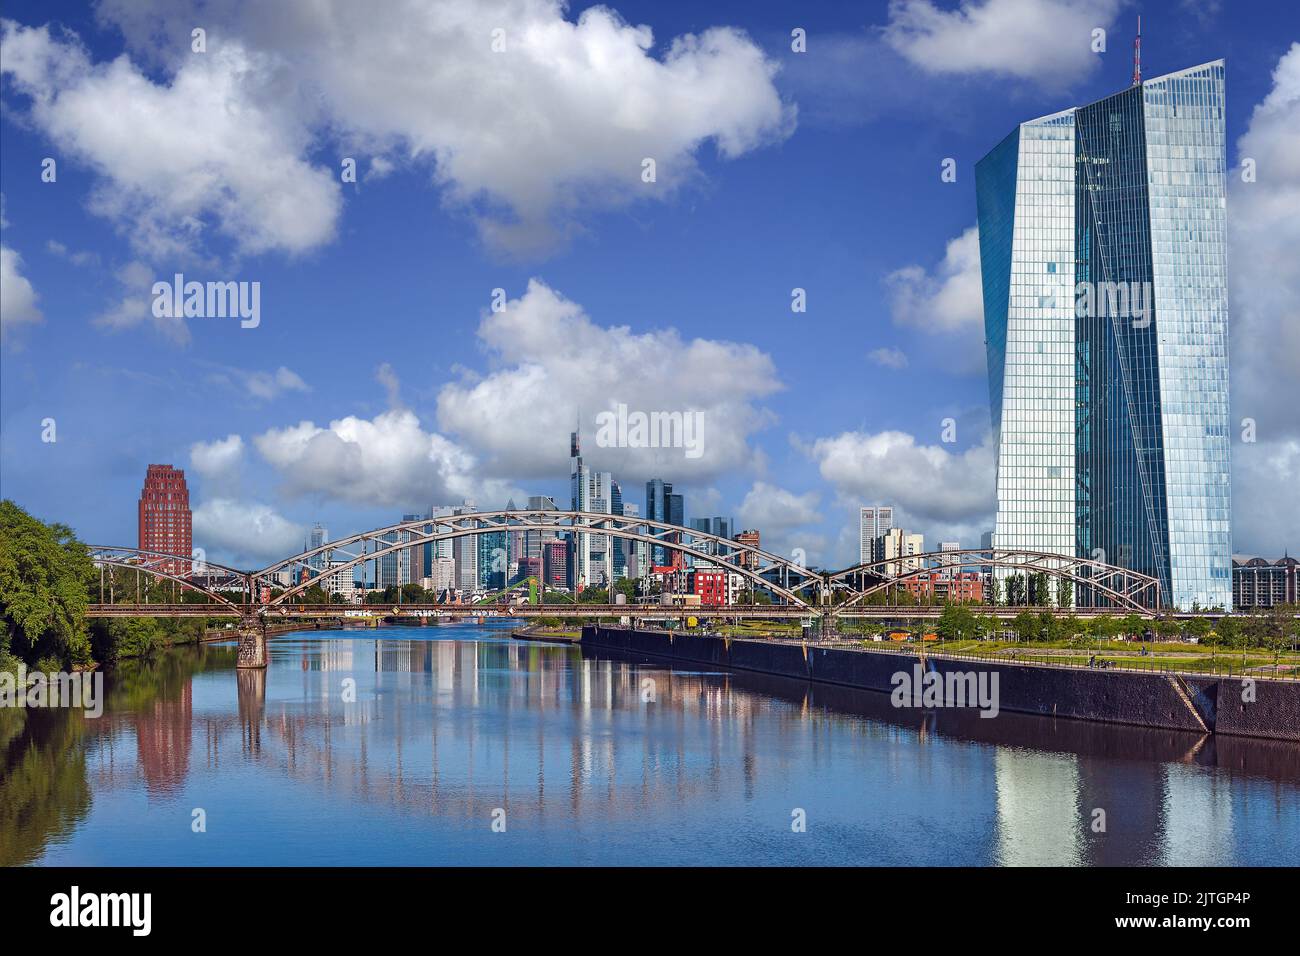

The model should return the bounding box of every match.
[2,0,1297,569]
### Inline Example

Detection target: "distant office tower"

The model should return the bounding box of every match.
[859,506,894,564]
[477,529,508,590]
[936,541,961,576]
[646,478,685,566]
[976,60,1231,611]
[691,517,733,562]
[450,500,477,590]
[879,528,925,576]
[308,523,327,570]
[621,502,649,579]
[138,464,192,575]
[570,430,612,588]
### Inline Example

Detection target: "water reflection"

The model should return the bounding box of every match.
[6,626,1298,866]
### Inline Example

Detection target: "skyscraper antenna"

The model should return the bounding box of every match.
[1132,15,1142,86]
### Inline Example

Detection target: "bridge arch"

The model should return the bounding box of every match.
[817,548,1161,614]
[258,510,822,611]
[86,546,249,614]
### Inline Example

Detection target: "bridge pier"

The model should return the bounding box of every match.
[236,615,268,669]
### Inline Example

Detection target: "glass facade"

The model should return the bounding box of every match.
[976,62,1231,611]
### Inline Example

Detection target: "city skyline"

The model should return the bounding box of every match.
[1,1,1297,577]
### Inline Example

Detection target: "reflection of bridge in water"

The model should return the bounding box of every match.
[70,633,1300,864]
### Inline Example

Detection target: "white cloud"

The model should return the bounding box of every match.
[94,259,189,344]
[883,0,1121,84]
[736,481,822,529]
[868,346,909,369]
[0,20,341,260]
[436,279,781,482]
[254,408,515,509]
[193,498,305,565]
[1230,43,1300,441]
[45,239,98,267]
[190,434,245,492]
[5,2,793,259]
[886,225,982,333]
[806,429,996,530]
[0,245,42,341]
[1228,43,1300,554]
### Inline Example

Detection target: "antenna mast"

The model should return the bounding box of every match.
[1132,15,1142,86]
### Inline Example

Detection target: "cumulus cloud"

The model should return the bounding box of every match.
[886,225,982,332]
[4,1,793,259]
[254,408,516,509]
[883,0,1121,85]
[806,429,996,533]
[1229,43,1300,553]
[190,433,245,493]
[1230,43,1300,439]
[436,279,781,482]
[737,481,822,530]
[192,498,305,565]
[0,19,341,260]
[0,245,42,342]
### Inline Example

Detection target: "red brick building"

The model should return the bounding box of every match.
[733,529,761,569]
[901,571,984,604]
[138,464,192,575]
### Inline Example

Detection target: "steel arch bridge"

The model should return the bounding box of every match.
[804,548,1162,614]
[85,511,1163,621]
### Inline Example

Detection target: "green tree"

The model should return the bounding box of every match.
[0,500,95,668]
[936,602,976,642]
[1056,577,1073,610]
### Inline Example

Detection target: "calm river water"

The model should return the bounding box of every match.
[5,624,1298,866]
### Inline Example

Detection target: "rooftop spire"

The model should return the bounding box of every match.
[1132,15,1142,86]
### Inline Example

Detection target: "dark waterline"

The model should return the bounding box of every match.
[5,624,1298,866]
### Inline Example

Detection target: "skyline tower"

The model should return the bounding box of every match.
[137,464,192,576]
[976,59,1232,611]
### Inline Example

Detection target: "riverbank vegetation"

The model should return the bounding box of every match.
[1,501,216,672]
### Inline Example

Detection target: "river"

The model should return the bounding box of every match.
[4,623,1298,866]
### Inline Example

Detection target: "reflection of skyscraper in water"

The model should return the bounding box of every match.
[994,750,1082,865]
[135,681,193,795]
[1157,763,1234,865]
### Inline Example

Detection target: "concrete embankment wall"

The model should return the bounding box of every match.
[582,626,1299,741]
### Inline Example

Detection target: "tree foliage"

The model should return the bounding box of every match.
[0,500,95,668]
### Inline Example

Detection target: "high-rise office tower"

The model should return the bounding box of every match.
[646,478,685,566]
[308,523,327,570]
[137,464,192,575]
[858,506,893,564]
[976,59,1231,611]
[570,430,612,588]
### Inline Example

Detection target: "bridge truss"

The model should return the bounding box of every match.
[84,511,1164,621]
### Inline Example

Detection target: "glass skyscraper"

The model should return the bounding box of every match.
[976,61,1231,611]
